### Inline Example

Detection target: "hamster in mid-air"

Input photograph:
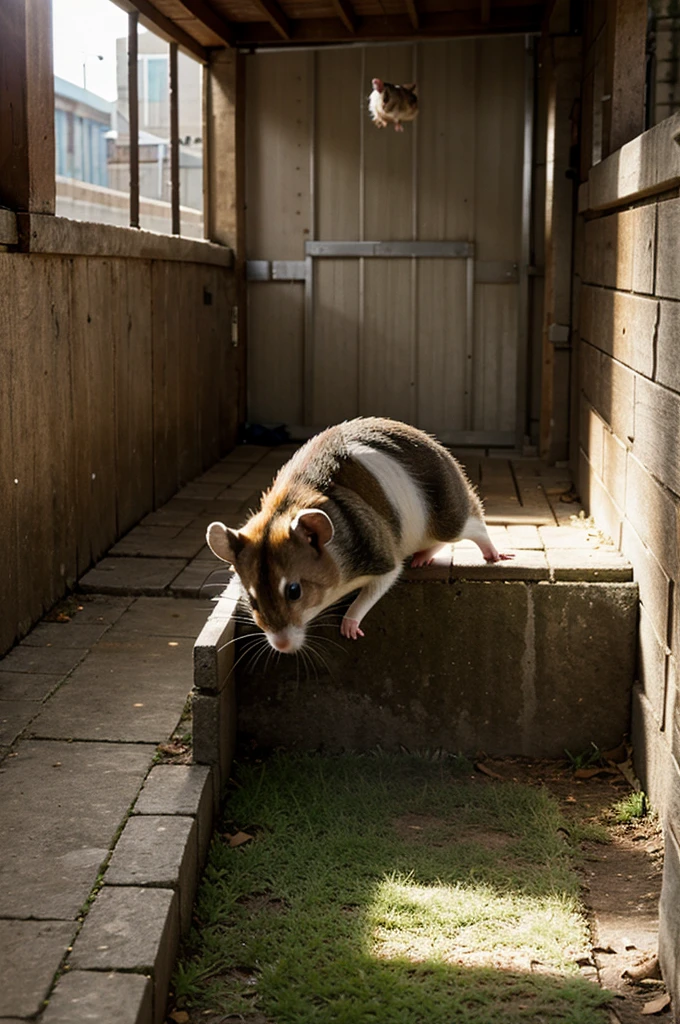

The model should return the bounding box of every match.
[207,417,512,654]
[368,78,418,132]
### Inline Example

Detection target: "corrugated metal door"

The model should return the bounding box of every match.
[245,38,529,445]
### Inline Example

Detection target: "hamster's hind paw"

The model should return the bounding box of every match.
[485,551,515,563]
[341,617,365,640]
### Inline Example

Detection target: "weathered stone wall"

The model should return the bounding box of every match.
[0,216,240,657]
[574,109,680,1004]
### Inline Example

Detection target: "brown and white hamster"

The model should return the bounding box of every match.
[207,417,512,655]
[368,78,418,132]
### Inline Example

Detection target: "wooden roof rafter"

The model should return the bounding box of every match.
[331,0,358,34]
[405,0,419,31]
[250,0,292,40]
[174,0,235,46]
[110,0,209,61]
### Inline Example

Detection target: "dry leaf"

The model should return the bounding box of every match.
[624,957,661,983]
[574,767,604,779]
[55,612,71,623]
[229,830,254,848]
[475,762,505,780]
[565,795,577,803]
[641,993,671,1015]
[169,1012,190,1024]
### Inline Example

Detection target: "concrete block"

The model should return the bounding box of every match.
[622,519,671,647]
[579,450,623,549]
[110,526,204,560]
[0,671,64,702]
[70,886,179,1024]
[633,375,680,497]
[141,509,197,528]
[584,211,633,290]
[586,111,680,212]
[106,815,197,934]
[41,971,152,1024]
[505,525,543,549]
[659,824,680,1013]
[657,298,680,392]
[580,286,657,378]
[0,699,40,745]
[29,635,193,743]
[0,644,86,676]
[0,740,154,919]
[638,604,669,725]
[233,579,637,758]
[79,557,187,596]
[631,203,656,295]
[625,453,680,581]
[656,196,680,300]
[580,400,605,477]
[602,428,627,511]
[22,622,110,648]
[66,594,134,625]
[449,549,550,581]
[580,343,635,443]
[546,548,633,581]
[193,578,241,693]
[134,764,213,865]
[114,598,214,639]
[192,683,236,803]
[0,920,77,1018]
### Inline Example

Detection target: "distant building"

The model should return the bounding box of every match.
[54,76,112,186]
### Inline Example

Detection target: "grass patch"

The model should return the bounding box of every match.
[174,752,611,1023]
[610,790,648,824]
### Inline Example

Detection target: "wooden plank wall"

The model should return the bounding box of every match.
[245,39,525,437]
[0,252,237,656]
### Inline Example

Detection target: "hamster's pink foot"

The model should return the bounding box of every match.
[341,617,365,640]
[484,548,515,563]
[394,122,404,132]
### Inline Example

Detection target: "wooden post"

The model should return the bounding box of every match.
[0,0,55,213]
[204,48,247,430]
[169,42,180,235]
[128,11,140,228]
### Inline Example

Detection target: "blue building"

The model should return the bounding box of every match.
[54,76,112,186]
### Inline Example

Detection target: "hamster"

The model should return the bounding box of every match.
[368,78,418,132]
[207,417,512,655]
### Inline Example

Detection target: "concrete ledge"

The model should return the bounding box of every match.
[0,209,18,247]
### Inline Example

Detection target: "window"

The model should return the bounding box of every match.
[647,0,680,127]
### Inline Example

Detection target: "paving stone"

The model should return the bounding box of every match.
[78,558,187,596]
[0,699,40,745]
[141,509,198,528]
[157,497,209,515]
[506,524,544,549]
[41,970,153,1024]
[546,548,634,581]
[22,622,110,649]
[539,525,596,548]
[0,740,154,918]
[113,597,214,638]
[62,595,134,625]
[199,497,250,520]
[0,671,63,701]
[170,560,233,599]
[134,765,213,864]
[450,548,550,581]
[401,546,452,581]
[0,919,77,1018]
[106,815,197,933]
[70,886,179,1024]
[174,482,224,500]
[0,645,86,676]
[110,528,205,560]
[29,636,194,743]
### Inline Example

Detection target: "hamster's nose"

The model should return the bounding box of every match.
[269,633,291,652]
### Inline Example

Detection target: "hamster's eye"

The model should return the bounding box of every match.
[285,582,302,602]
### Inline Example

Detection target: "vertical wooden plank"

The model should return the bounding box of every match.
[128,12,140,228]
[71,259,117,572]
[416,260,467,434]
[362,260,413,420]
[248,284,304,425]
[218,268,240,453]
[151,263,178,506]
[416,40,476,240]
[115,260,153,535]
[311,260,360,425]
[175,263,201,483]
[316,48,362,240]
[0,255,19,653]
[473,284,519,433]
[0,0,55,212]
[170,42,181,235]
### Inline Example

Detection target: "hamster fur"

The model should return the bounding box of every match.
[207,417,512,654]
[368,78,418,132]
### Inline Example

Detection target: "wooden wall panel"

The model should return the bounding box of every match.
[248,283,305,425]
[152,262,182,506]
[316,48,362,241]
[245,51,312,259]
[416,260,467,433]
[362,260,414,420]
[363,45,415,241]
[0,256,16,655]
[416,41,476,241]
[311,260,360,425]
[473,284,518,433]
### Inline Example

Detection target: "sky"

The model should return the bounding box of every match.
[52,0,149,101]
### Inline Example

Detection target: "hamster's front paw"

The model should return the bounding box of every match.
[341,617,365,640]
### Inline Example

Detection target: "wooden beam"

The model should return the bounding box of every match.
[480,0,490,24]
[128,11,140,228]
[331,0,357,34]
[250,0,291,40]
[110,0,208,61]
[0,0,55,213]
[232,5,544,44]
[169,42,180,235]
[405,0,419,31]
[174,0,234,47]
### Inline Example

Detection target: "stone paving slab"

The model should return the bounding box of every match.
[29,636,194,742]
[113,597,214,638]
[0,740,155,919]
[0,698,41,745]
[21,621,110,648]
[70,886,179,1024]
[170,559,233,598]
[141,508,197,528]
[0,670,64,701]
[546,548,634,581]
[0,644,87,676]
[110,527,205,560]
[106,815,197,933]
[55,594,134,625]
[0,919,78,1018]
[134,764,212,864]
[79,557,187,595]
[41,970,153,1024]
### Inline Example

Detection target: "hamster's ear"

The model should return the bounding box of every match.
[290,508,334,551]
[206,522,246,563]
[403,82,417,92]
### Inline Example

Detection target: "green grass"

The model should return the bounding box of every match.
[174,752,611,1024]
[611,790,648,824]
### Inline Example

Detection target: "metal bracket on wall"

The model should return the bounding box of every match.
[548,323,571,349]
[246,260,308,281]
[305,240,474,258]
